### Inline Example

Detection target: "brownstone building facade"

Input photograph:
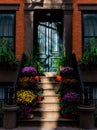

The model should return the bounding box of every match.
[0,0,97,114]
[0,0,97,61]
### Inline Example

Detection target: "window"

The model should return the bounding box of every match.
[82,13,97,52]
[0,83,14,105]
[0,12,15,52]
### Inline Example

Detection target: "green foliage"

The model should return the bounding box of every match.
[53,50,66,74]
[94,114,97,127]
[61,105,77,114]
[24,49,44,75]
[55,86,60,94]
[80,37,97,68]
[0,37,17,68]
[37,92,44,97]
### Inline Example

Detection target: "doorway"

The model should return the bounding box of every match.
[34,10,64,72]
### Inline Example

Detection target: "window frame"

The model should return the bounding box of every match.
[82,11,97,52]
[0,11,16,54]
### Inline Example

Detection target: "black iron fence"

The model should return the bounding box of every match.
[0,53,26,107]
[0,83,14,108]
[84,82,97,107]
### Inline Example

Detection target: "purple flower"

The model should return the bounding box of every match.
[17,106,34,119]
[60,67,74,74]
[22,66,37,76]
[63,91,80,102]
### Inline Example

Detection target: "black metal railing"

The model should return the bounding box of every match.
[62,53,85,104]
[71,54,85,104]
[0,83,14,106]
[0,54,26,106]
[84,82,97,107]
[72,54,97,106]
[13,53,26,104]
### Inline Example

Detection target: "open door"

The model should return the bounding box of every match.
[34,10,64,72]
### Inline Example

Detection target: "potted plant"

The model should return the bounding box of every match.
[16,65,44,121]
[53,50,67,74]
[24,50,44,76]
[56,66,81,120]
[0,37,17,68]
[37,92,44,102]
[79,37,97,82]
[0,37,18,82]
[16,89,37,119]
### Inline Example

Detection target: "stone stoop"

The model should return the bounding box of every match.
[18,75,78,127]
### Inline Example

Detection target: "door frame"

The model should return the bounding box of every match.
[33,9,64,71]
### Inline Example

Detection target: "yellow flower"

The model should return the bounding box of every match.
[16,90,36,105]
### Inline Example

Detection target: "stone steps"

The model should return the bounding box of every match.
[18,117,78,127]
[18,75,78,127]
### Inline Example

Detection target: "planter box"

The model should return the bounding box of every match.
[79,68,97,82]
[0,67,18,82]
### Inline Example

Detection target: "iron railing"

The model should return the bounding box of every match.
[13,53,26,104]
[0,53,26,106]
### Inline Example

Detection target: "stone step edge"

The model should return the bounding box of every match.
[18,117,78,122]
[33,108,60,112]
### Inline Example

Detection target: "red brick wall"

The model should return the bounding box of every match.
[0,0,24,61]
[16,0,24,61]
[72,0,97,61]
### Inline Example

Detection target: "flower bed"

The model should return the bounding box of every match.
[16,66,43,119]
[56,66,81,119]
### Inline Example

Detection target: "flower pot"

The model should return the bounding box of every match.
[78,105,95,129]
[63,114,69,119]
[2,105,19,129]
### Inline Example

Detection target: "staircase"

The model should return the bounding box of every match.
[18,73,78,128]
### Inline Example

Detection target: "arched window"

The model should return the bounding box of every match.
[83,14,97,51]
[0,12,15,52]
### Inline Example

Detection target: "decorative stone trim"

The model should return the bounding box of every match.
[25,1,73,11]
[78,3,97,11]
[0,3,20,10]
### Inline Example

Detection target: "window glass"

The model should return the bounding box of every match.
[83,14,97,51]
[0,13,15,51]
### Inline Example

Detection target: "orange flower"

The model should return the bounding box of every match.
[35,76,40,81]
[19,76,36,87]
[56,75,62,82]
